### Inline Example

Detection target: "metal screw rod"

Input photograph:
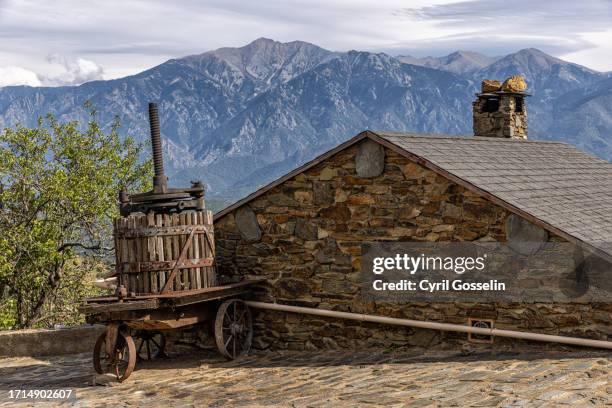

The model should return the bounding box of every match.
[148,102,167,193]
[148,103,164,177]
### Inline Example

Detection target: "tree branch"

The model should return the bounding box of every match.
[57,242,112,252]
[25,260,64,327]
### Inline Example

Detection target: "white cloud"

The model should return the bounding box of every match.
[0,0,610,83]
[41,54,105,86]
[0,66,42,87]
[389,0,612,59]
[560,30,612,72]
[0,55,105,88]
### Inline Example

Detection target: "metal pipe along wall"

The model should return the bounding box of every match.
[245,301,612,350]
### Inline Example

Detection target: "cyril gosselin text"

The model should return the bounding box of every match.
[370,253,506,293]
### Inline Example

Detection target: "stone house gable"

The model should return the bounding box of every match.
[213,135,610,350]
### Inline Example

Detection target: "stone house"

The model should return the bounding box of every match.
[212,81,612,350]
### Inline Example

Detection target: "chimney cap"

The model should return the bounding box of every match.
[478,75,529,96]
[476,91,531,97]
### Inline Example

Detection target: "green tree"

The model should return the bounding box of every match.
[0,108,151,329]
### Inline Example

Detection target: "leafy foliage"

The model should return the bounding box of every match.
[0,107,151,328]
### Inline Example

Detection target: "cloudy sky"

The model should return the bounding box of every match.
[1,0,611,87]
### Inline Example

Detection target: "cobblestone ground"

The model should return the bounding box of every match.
[0,346,609,407]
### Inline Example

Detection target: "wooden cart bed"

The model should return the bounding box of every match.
[80,280,264,315]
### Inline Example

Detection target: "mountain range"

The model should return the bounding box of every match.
[1,38,611,211]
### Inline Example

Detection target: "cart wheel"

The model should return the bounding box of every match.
[93,331,136,382]
[214,299,253,359]
[135,331,166,361]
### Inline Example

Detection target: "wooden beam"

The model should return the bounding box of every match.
[119,258,214,274]
[79,298,159,314]
[160,228,196,293]
[114,225,212,238]
[167,287,249,307]
[82,279,265,318]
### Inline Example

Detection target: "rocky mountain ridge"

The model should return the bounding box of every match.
[1,38,610,210]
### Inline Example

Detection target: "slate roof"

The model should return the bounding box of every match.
[215,130,612,258]
[373,132,612,257]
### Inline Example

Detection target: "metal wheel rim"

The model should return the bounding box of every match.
[136,331,166,361]
[93,331,136,382]
[93,332,108,375]
[214,299,253,359]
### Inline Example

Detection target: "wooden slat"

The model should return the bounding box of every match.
[180,213,188,289]
[121,218,130,291]
[163,214,173,291]
[138,214,146,294]
[186,212,195,290]
[79,298,160,314]
[157,213,165,291]
[113,219,119,279]
[172,213,181,290]
[160,227,196,293]
[198,211,207,288]
[141,214,150,294]
[118,218,124,287]
[192,211,201,290]
[147,212,157,293]
[204,210,216,286]
[129,216,138,293]
[113,219,120,282]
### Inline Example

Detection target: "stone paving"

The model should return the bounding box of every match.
[0,345,609,407]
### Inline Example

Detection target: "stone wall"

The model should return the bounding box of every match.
[0,325,105,357]
[214,139,610,350]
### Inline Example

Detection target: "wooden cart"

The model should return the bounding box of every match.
[79,103,261,382]
[80,280,262,382]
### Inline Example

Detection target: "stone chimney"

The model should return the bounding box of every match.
[473,75,528,139]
